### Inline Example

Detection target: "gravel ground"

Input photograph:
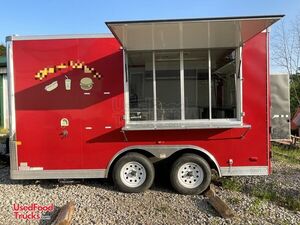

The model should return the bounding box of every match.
[0,159,299,225]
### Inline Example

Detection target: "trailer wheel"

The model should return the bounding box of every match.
[170,153,211,195]
[112,152,155,193]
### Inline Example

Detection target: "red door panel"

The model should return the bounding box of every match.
[13,38,122,170]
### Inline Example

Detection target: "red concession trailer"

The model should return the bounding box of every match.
[6,15,283,194]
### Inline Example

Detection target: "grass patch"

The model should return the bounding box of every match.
[249,198,262,215]
[220,179,300,211]
[227,196,240,205]
[219,145,300,211]
[220,177,242,192]
[0,128,8,135]
[249,184,278,201]
[272,145,300,164]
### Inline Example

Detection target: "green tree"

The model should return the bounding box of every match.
[0,44,5,56]
[290,75,300,116]
[272,16,300,117]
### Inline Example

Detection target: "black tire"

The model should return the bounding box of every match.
[112,152,155,193]
[170,153,211,195]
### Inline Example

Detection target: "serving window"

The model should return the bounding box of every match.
[211,49,237,119]
[155,51,181,120]
[184,50,209,120]
[106,16,282,130]
[128,52,154,121]
[126,48,242,128]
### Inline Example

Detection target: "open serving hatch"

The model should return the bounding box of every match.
[106,15,283,51]
[106,15,283,131]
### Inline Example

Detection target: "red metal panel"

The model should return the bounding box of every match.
[13,38,122,169]
[241,32,268,168]
[13,33,269,172]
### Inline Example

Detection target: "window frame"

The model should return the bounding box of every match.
[123,47,243,129]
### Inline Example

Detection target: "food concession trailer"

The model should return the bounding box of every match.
[6,15,283,194]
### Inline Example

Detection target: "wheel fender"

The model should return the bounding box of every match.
[106,145,221,177]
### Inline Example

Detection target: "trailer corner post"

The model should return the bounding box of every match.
[6,39,18,171]
[123,50,130,123]
[239,46,244,123]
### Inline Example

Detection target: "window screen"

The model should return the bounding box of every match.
[127,48,239,123]
[211,49,237,119]
[184,50,209,119]
[128,52,154,121]
[155,51,181,120]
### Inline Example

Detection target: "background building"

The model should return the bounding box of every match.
[0,56,8,131]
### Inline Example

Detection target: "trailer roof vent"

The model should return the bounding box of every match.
[106,15,284,51]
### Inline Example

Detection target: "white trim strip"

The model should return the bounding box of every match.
[220,166,268,176]
[11,169,107,180]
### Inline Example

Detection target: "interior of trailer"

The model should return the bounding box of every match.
[127,49,237,121]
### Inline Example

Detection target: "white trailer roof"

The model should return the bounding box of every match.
[106,15,284,50]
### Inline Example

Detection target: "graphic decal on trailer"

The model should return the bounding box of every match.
[34,60,102,80]
[65,76,71,91]
[80,77,94,90]
[44,81,58,92]
[35,60,101,93]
